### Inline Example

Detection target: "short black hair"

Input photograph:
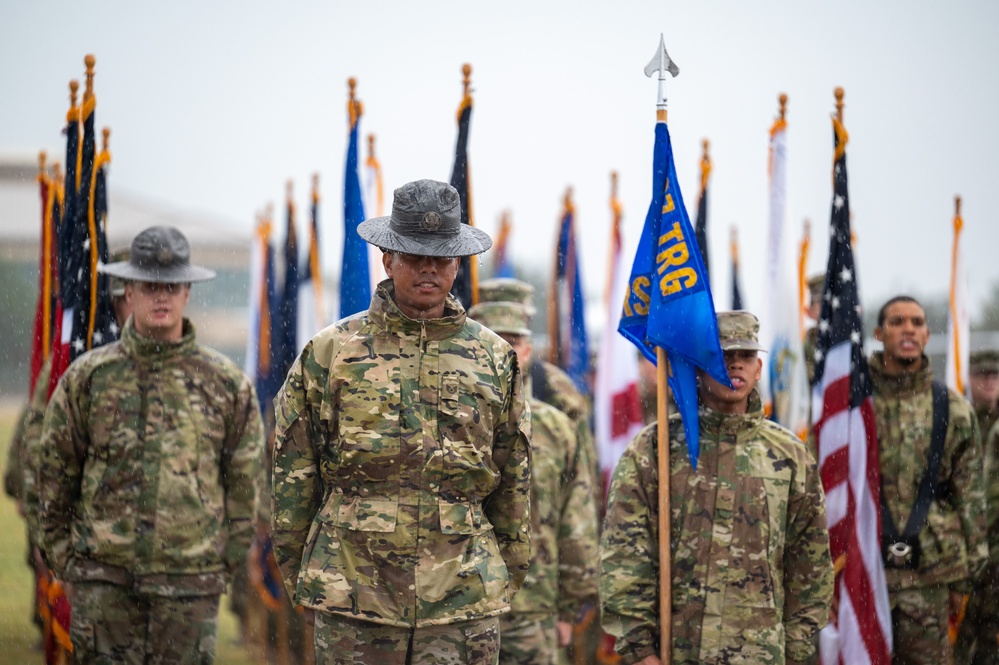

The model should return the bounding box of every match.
[877,295,922,327]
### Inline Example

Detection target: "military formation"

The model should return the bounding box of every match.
[4,178,999,665]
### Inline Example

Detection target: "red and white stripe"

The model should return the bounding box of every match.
[816,342,892,664]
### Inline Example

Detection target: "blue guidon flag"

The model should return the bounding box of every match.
[618,120,730,468]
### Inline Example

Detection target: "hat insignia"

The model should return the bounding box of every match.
[422,211,442,231]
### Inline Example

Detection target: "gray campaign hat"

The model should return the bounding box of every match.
[100,225,216,284]
[357,179,492,257]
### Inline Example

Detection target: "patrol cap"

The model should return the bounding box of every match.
[107,248,129,297]
[357,179,492,257]
[717,310,766,352]
[100,226,216,284]
[808,274,825,302]
[477,278,537,316]
[971,350,999,374]
[468,301,532,337]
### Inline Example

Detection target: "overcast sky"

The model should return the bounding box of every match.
[3,1,998,329]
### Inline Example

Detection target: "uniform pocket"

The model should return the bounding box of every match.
[335,497,398,532]
[463,617,500,665]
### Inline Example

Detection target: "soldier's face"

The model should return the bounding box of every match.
[970,371,999,407]
[383,252,460,320]
[125,281,191,342]
[875,301,929,371]
[698,349,761,414]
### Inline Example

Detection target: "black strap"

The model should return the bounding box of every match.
[531,360,550,405]
[881,380,950,549]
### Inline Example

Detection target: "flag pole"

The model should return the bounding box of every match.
[646,32,678,665]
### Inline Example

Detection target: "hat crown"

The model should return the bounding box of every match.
[478,278,535,309]
[468,301,532,337]
[132,226,191,270]
[390,179,462,239]
[717,310,762,350]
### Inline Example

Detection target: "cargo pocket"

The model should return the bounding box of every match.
[335,497,399,532]
[463,616,500,665]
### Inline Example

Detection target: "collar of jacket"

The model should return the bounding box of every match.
[369,279,467,341]
[697,387,764,436]
[869,351,933,397]
[120,316,197,362]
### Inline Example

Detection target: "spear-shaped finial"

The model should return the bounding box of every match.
[102,127,110,153]
[702,139,710,160]
[834,87,845,122]
[367,133,376,157]
[51,161,62,182]
[644,34,679,121]
[286,180,294,204]
[84,54,96,102]
[779,93,788,121]
[38,151,47,176]
[69,80,79,109]
[730,226,740,265]
[564,186,574,211]
[955,195,962,217]
[611,170,619,198]
[462,63,472,97]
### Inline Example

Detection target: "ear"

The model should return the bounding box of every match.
[382,251,394,277]
[874,326,884,342]
[755,357,763,380]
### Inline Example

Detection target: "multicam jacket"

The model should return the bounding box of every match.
[506,398,598,623]
[870,352,987,592]
[271,281,532,628]
[600,391,833,665]
[35,318,263,597]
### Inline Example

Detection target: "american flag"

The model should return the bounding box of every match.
[815,113,892,663]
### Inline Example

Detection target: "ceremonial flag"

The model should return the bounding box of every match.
[595,174,644,493]
[449,65,477,308]
[47,83,82,398]
[492,212,515,279]
[297,175,324,350]
[694,139,711,285]
[30,155,58,393]
[245,214,279,411]
[364,133,386,291]
[340,79,370,318]
[815,102,892,664]
[276,187,299,381]
[618,119,729,468]
[731,226,744,311]
[762,104,809,437]
[548,190,590,395]
[945,198,968,396]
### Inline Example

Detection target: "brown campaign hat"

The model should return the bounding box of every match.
[357,179,492,258]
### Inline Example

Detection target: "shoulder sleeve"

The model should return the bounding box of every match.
[599,425,660,664]
[483,349,533,596]
[946,393,988,588]
[271,339,330,600]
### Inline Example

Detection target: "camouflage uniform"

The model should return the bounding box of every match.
[600,390,833,665]
[869,352,987,664]
[271,282,532,643]
[971,351,999,444]
[33,317,263,664]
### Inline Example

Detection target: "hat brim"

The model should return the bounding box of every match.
[99,260,216,284]
[720,339,767,352]
[357,216,493,257]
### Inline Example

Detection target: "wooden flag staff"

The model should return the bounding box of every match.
[645,33,679,665]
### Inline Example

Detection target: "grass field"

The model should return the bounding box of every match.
[0,404,268,665]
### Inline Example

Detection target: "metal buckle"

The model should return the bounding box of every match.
[889,542,912,567]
